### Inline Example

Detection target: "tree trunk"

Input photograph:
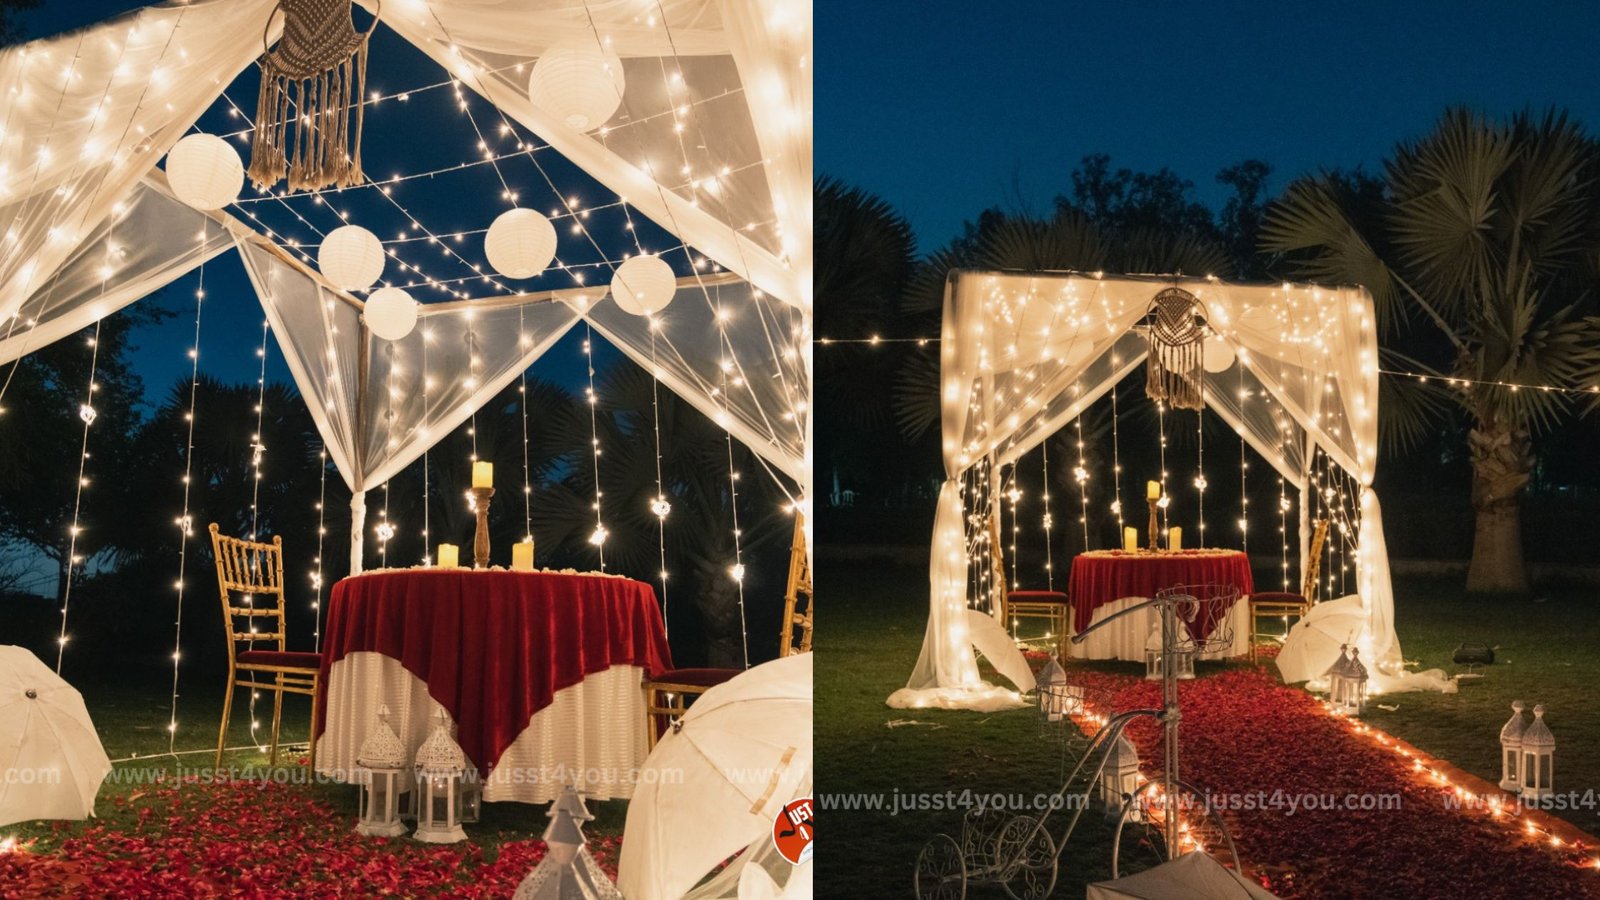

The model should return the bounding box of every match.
[1464,421,1532,593]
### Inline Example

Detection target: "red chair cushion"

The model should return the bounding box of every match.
[1008,591,1071,604]
[237,649,323,670]
[1249,592,1307,605]
[652,667,739,688]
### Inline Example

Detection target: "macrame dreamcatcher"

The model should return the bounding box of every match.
[249,0,379,192]
[1143,287,1206,411]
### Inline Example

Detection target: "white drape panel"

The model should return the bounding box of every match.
[0,0,276,324]
[234,235,367,490]
[316,652,646,804]
[0,175,233,366]
[571,273,810,498]
[235,235,585,494]
[901,271,1405,707]
[364,0,807,310]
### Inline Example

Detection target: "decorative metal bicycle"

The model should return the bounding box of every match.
[914,584,1244,900]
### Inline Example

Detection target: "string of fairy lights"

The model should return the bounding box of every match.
[165,260,206,750]
[53,320,102,674]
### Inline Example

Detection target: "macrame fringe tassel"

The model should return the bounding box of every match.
[1146,340,1205,410]
[248,36,368,191]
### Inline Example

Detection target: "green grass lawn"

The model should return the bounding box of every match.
[816,557,1600,898]
[7,677,624,854]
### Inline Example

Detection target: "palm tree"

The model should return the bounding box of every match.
[1261,109,1600,593]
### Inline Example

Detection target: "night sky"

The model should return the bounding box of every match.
[817,0,1600,250]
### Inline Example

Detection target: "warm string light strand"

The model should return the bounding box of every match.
[55,320,103,674]
[244,318,271,750]
[166,263,206,749]
[1040,441,1055,591]
[311,447,328,651]
[1073,413,1091,552]
[648,329,671,637]
[582,325,608,567]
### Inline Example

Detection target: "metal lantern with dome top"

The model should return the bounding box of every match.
[354,704,410,837]
[1498,700,1527,791]
[1099,732,1142,823]
[1519,704,1555,801]
[412,707,472,843]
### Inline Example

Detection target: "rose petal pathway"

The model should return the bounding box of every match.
[1070,668,1600,898]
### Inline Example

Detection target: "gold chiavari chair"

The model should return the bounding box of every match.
[1248,518,1330,662]
[208,524,321,769]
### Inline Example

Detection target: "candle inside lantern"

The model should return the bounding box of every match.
[511,541,534,572]
[1146,480,1160,501]
[1123,526,1138,552]
[436,543,460,568]
[471,461,494,488]
[1168,526,1182,551]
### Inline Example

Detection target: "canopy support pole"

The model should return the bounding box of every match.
[349,490,367,576]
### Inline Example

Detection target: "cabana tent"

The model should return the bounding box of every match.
[0,0,812,573]
[890,270,1444,712]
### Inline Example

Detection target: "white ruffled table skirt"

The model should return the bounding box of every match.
[1071,595,1251,662]
[315,651,648,804]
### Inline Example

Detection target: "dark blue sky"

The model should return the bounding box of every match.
[817,0,1600,251]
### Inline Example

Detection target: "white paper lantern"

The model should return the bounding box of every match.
[319,225,386,291]
[364,287,418,342]
[1201,334,1236,373]
[611,255,677,316]
[484,208,557,279]
[527,45,626,132]
[165,134,243,210]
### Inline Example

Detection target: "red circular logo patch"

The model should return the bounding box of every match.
[771,796,813,865]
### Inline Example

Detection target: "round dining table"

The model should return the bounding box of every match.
[314,568,672,804]
[1066,549,1254,661]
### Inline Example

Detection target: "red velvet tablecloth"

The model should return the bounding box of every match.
[1067,549,1254,635]
[315,569,672,773]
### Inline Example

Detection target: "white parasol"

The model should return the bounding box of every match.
[618,653,812,900]
[0,645,112,827]
[1273,595,1367,685]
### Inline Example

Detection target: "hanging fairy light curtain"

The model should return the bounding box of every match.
[249,0,377,191]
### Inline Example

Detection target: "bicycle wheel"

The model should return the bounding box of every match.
[997,815,1058,900]
[914,832,966,900]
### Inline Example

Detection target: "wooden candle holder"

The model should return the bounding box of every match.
[1147,497,1160,552]
[471,486,495,568]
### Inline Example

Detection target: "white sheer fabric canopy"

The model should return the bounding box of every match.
[0,0,812,575]
[891,271,1413,711]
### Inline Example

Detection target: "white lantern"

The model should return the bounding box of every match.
[484,208,558,279]
[527,46,626,132]
[1143,621,1163,681]
[354,704,410,837]
[1100,732,1142,821]
[1323,644,1351,707]
[1499,700,1527,791]
[1342,647,1369,715]
[1519,704,1554,801]
[364,287,419,342]
[165,134,243,210]
[1201,333,1236,373]
[1034,659,1070,721]
[610,254,677,316]
[413,707,471,843]
[319,225,385,291]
